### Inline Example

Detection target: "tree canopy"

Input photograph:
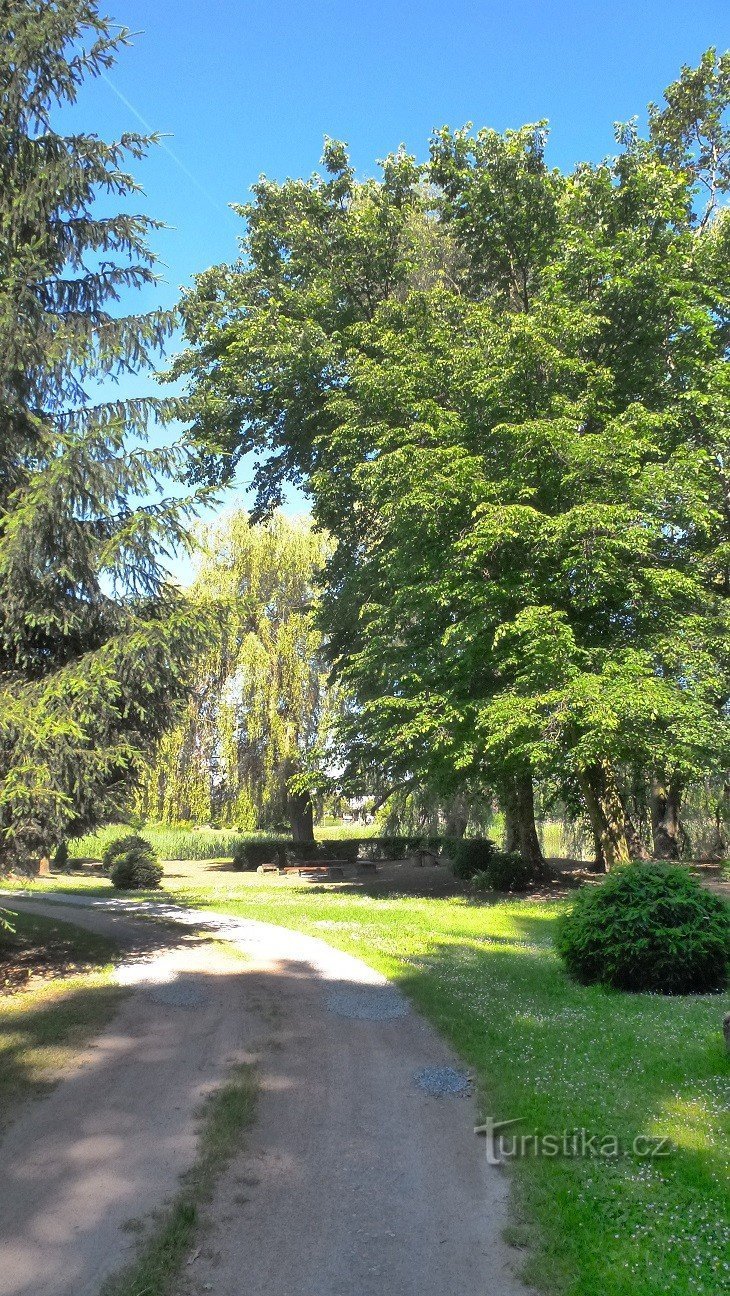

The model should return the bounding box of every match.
[172,50,730,869]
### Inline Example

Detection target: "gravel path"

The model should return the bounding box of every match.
[0,892,533,1296]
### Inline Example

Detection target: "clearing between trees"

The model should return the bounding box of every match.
[2,868,727,1296]
[0,893,527,1296]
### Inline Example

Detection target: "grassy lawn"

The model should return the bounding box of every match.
[0,909,126,1128]
[4,867,729,1296]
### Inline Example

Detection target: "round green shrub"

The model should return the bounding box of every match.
[230,841,252,870]
[450,838,497,880]
[436,837,463,861]
[104,835,163,890]
[472,851,534,892]
[110,848,163,890]
[555,864,730,994]
[102,833,153,871]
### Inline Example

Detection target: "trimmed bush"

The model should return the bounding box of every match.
[285,840,321,862]
[231,840,287,870]
[107,837,163,890]
[361,836,422,861]
[450,838,497,880]
[102,833,152,871]
[555,864,730,994]
[282,840,362,863]
[320,839,361,863]
[471,851,534,893]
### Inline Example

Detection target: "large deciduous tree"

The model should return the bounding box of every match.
[173,54,730,869]
[0,2,202,870]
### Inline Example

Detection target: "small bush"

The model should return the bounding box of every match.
[471,851,534,893]
[231,840,287,870]
[555,864,730,994]
[431,837,462,861]
[111,853,163,890]
[109,838,163,890]
[450,838,497,880]
[102,833,153,872]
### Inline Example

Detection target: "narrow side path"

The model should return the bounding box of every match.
[0,892,533,1296]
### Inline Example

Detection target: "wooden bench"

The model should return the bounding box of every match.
[256,857,379,879]
[287,859,347,880]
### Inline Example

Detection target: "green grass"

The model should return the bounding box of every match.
[66,823,282,862]
[156,872,728,1296]
[537,818,592,860]
[100,1062,257,1296]
[5,869,728,1296]
[0,910,125,1126]
[64,821,382,862]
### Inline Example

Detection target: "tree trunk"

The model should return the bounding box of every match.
[700,779,728,859]
[651,779,682,859]
[288,786,315,841]
[503,771,546,873]
[626,816,651,860]
[588,824,605,873]
[577,763,631,871]
[443,795,469,839]
[36,855,51,877]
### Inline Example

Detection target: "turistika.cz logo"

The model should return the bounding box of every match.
[475,1118,673,1165]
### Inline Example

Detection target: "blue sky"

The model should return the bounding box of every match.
[64,0,730,576]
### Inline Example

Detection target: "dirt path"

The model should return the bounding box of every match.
[0,893,533,1296]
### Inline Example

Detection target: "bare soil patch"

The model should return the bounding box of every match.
[0,912,114,994]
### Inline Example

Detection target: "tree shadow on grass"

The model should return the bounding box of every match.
[0,979,128,1128]
[296,859,585,904]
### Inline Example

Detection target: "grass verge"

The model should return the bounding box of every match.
[100,1062,258,1296]
[0,910,125,1127]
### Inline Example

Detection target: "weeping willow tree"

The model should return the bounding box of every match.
[136,511,338,838]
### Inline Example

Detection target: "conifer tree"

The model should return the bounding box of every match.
[0,2,201,870]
